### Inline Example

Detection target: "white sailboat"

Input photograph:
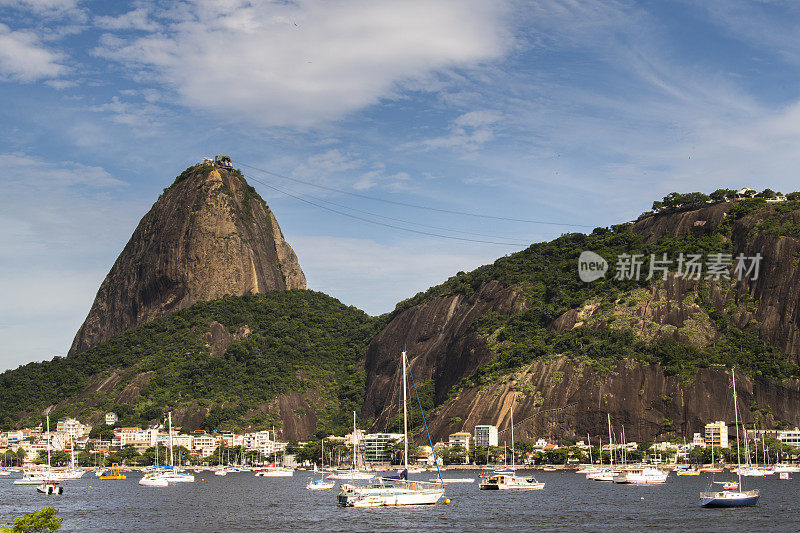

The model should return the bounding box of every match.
[161,413,194,483]
[307,439,335,490]
[58,435,85,479]
[35,416,63,494]
[328,413,374,480]
[588,415,621,482]
[480,402,544,490]
[337,351,445,507]
[700,368,759,508]
[140,439,169,486]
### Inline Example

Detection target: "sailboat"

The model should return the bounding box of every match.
[307,439,335,490]
[35,416,63,494]
[140,440,169,486]
[161,413,194,483]
[699,444,723,473]
[587,415,620,482]
[700,368,759,508]
[59,435,85,479]
[479,402,544,490]
[328,413,373,480]
[256,430,294,477]
[337,351,445,507]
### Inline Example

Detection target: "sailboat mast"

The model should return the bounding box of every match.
[353,411,357,469]
[732,368,742,489]
[607,413,613,467]
[511,404,515,471]
[46,415,51,469]
[168,412,173,468]
[402,351,409,472]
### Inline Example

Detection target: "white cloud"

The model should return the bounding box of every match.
[94,0,512,127]
[0,153,124,188]
[0,0,80,15]
[94,7,160,32]
[0,23,68,81]
[353,169,410,191]
[400,109,503,154]
[88,95,170,135]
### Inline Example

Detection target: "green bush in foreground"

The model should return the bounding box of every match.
[1,507,61,533]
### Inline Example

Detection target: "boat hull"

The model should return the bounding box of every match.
[338,486,443,507]
[479,474,545,490]
[36,483,63,495]
[139,476,169,487]
[700,490,759,508]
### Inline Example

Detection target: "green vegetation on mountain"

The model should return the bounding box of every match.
[395,201,800,397]
[0,291,380,434]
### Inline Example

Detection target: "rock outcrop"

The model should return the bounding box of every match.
[363,201,800,442]
[69,163,305,355]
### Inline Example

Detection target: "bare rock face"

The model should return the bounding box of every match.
[69,164,306,355]
[362,281,527,426]
[425,358,800,443]
[364,201,800,441]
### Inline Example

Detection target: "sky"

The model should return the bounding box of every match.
[3,0,800,371]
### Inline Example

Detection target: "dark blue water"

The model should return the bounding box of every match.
[1,470,796,532]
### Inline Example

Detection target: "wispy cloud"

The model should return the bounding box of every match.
[400,110,504,155]
[93,0,512,127]
[0,23,68,81]
[94,7,160,32]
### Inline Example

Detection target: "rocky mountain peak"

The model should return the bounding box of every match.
[68,161,306,355]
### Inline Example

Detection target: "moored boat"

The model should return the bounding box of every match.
[337,352,445,507]
[699,368,759,508]
[613,466,668,484]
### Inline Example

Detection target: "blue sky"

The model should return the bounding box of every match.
[2,0,800,371]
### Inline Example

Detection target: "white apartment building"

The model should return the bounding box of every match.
[362,433,402,463]
[448,432,471,452]
[474,425,498,447]
[778,428,800,448]
[105,412,118,425]
[192,434,218,456]
[243,430,275,456]
[704,421,728,448]
[56,418,91,439]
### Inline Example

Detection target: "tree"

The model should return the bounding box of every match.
[89,425,115,441]
[709,189,735,202]
[1,507,62,532]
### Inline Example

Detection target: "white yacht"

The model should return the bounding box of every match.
[612,466,668,484]
[337,352,445,507]
[479,403,544,491]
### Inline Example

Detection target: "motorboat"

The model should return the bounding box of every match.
[36,481,63,495]
[479,473,544,490]
[613,466,668,484]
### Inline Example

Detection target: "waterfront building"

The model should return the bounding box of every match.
[362,433,402,463]
[448,432,471,452]
[778,427,800,447]
[56,418,91,438]
[704,421,728,448]
[474,425,498,447]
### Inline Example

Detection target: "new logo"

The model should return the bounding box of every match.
[578,251,608,282]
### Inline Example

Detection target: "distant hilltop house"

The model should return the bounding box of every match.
[644,186,791,218]
[202,154,233,169]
